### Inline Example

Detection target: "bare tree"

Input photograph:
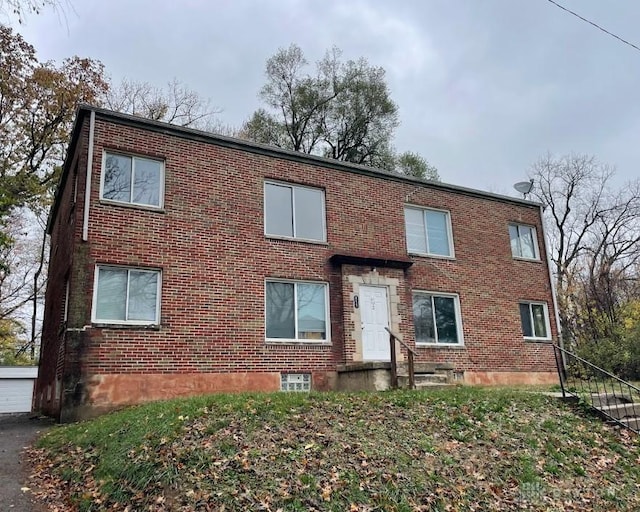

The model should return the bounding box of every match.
[529,153,640,345]
[0,210,44,324]
[103,78,224,132]
[582,181,640,330]
[0,0,62,23]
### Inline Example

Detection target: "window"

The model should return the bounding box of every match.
[519,302,551,340]
[413,292,463,345]
[281,373,311,392]
[264,182,326,242]
[404,207,453,257]
[509,224,539,260]
[63,279,70,322]
[93,266,161,324]
[266,280,329,341]
[101,152,164,208]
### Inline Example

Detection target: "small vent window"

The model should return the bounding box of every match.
[281,373,311,392]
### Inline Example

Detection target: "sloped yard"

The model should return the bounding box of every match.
[28,388,640,511]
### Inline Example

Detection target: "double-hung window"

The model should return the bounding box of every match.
[404,206,453,257]
[509,224,539,260]
[519,302,551,340]
[266,280,329,342]
[413,292,463,345]
[93,266,161,325]
[101,152,164,208]
[264,182,326,242]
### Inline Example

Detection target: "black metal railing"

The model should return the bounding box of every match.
[553,343,640,434]
[385,327,415,390]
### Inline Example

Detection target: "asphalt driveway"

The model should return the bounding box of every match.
[0,414,52,511]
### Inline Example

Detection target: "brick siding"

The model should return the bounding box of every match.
[37,109,558,420]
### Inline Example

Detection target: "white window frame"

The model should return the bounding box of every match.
[265,279,331,343]
[100,151,165,208]
[92,265,162,325]
[509,223,540,260]
[412,290,464,347]
[520,301,551,341]
[264,181,327,242]
[404,205,455,258]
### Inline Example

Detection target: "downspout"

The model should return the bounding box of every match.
[539,205,562,345]
[540,204,566,390]
[82,110,95,241]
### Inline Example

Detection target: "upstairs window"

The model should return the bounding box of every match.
[101,153,164,208]
[404,206,453,257]
[509,224,539,260]
[264,182,326,242]
[519,302,550,340]
[93,266,161,325]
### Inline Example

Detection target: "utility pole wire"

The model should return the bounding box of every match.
[546,0,640,54]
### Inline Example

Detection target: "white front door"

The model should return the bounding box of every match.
[360,285,390,361]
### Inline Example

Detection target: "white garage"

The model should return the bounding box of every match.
[0,366,38,414]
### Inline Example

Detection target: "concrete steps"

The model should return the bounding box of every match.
[597,402,640,420]
[397,362,455,390]
[589,393,640,433]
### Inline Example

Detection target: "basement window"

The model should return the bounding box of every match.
[281,373,311,392]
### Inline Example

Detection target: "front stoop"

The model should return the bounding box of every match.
[590,393,640,433]
[336,362,459,391]
[336,362,392,391]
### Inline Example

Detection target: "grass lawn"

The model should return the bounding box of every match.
[28,387,640,511]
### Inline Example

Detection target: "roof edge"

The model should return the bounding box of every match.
[47,105,89,234]
[77,104,541,208]
[46,103,544,235]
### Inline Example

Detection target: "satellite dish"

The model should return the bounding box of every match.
[513,179,534,198]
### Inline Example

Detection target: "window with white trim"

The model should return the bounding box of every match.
[266,280,329,341]
[264,182,326,242]
[413,291,463,345]
[101,152,164,208]
[93,266,161,324]
[509,224,539,260]
[519,302,551,340]
[404,206,453,257]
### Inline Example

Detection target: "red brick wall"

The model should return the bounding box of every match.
[38,117,91,417]
[40,111,558,419]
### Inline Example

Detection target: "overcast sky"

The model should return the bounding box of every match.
[7,0,640,194]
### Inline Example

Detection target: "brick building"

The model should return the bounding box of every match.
[37,105,558,421]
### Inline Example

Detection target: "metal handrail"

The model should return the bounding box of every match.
[385,327,415,390]
[553,344,640,395]
[553,343,640,434]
